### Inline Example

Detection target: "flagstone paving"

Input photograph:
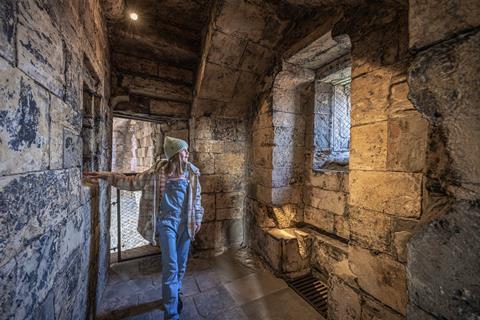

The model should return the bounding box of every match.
[97,249,325,320]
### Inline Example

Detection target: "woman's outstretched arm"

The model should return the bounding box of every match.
[84,170,154,191]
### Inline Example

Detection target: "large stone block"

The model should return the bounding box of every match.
[194,140,224,154]
[194,117,214,140]
[0,170,73,266]
[351,68,391,126]
[387,113,428,172]
[409,0,480,49]
[0,0,16,63]
[215,0,271,45]
[408,202,480,319]
[13,225,65,320]
[240,42,273,76]
[272,87,302,114]
[113,52,158,77]
[121,74,192,102]
[271,166,303,188]
[150,99,190,117]
[406,304,437,320]
[252,146,273,168]
[216,208,242,220]
[388,81,415,116]
[260,228,311,275]
[271,186,301,205]
[198,62,239,102]
[201,193,215,222]
[334,215,350,239]
[328,277,361,320]
[199,175,218,194]
[304,206,335,234]
[224,141,247,153]
[213,118,237,141]
[214,153,245,175]
[350,121,388,170]
[207,31,247,68]
[216,192,244,209]
[230,71,259,114]
[349,245,407,314]
[349,170,422,218]
[252,127,274,147]
[361,296,403,320]
[0,61,49,175]
[195,152,215,175]
[350,206,392,253]
[220,218,243,247]
[409,31,480,187]
[64,45,82,113]
[50,96,82,170]
[194,221,223,250]
[17,0,65,96]
[307,188,346,216]
[217,174,245,193]
[273,125,305,147]
[272,145,304,168]
[0,258,16,318]
[306,171,343,192]
[350,21,405,78]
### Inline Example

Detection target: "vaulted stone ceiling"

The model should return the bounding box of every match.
[106,0,210,67]
[103,0,212,119]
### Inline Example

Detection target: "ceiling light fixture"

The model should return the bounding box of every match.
[129,12,138,21]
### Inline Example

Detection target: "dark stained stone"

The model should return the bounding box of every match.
[409,31,480,187]
[0,0,16,63]
[0,62,49,175]
[63,129,82,168]
[408,202,480,319]
[0,170,76,266]
[17,0,65,96]
[34,289,55,320]
[14,228,62,320]
[54,250,82,319]
[0,258,16,318]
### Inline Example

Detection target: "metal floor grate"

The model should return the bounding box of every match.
[287,274,328,318]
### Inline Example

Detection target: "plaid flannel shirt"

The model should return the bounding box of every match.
[108,160,204,244]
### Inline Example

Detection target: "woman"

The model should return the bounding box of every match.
[85,136,204,320]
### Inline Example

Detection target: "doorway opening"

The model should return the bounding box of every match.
[110,116,189,262]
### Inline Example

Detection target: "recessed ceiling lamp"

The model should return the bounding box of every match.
[129,12,138,21]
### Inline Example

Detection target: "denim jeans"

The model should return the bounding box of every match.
[158,178,190,320]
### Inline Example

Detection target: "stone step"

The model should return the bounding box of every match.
[257,227,312,277]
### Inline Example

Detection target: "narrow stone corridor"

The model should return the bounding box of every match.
[0,0,479,319]
[98,249,323,320]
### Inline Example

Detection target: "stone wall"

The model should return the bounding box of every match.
[247,3,432,319]
[190,0,298,252]
[0,0,111,318]
[192,116,247,251]
[327,4,428,318]
[407,0,480,319]
[112,118,189,173]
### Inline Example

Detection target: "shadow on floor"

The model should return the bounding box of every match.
[97,249,325,320]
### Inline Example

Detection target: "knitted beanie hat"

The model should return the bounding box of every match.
[164,136,188,160]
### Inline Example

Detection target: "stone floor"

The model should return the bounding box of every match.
[97,249,325,320]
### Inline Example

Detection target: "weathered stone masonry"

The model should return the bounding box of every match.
[0,0,479,319]
[0,0,111,318]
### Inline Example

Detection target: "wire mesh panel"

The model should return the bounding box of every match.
[110,188,149,254]
[331,82,351,152]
